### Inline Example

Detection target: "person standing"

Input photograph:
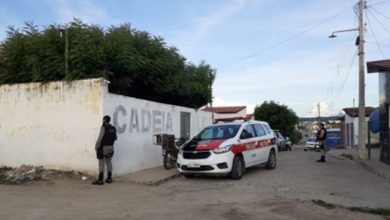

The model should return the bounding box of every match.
[92,115,117,185]
[316,123,327,163]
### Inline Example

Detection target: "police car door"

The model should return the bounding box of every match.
[253,123,269,163]
[239,124,258,167]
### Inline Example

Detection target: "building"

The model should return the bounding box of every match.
[202,106,253,122]
[298,116,344,141]
[343,107,379,149]
[367,59,390,165]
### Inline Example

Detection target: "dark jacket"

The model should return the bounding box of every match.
[95,124,117,159]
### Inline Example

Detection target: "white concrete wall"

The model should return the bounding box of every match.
[0,78,212,175]
[0,79,104,174]
[344,115,379,148]
[102,82,212,175]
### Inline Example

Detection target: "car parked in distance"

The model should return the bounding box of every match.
[304,137,320,151]
[177,120,278,180]
[273,130,286,151]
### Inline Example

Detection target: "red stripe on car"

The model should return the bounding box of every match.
[231,138,274,155]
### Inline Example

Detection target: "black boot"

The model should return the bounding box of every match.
[106,172,112,184]
[92,172,104,185]
[317,156,325,163]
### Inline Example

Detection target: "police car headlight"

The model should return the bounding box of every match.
[213,144,233,154]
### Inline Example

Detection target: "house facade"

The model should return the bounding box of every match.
[202,106,253,122]
[367,59,390,165]
[343,107,379,149]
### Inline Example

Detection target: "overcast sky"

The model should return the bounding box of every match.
[1,0,389,116]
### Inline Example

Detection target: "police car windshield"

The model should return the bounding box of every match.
[195,124,241,140]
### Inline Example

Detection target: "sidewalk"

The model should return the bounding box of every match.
[327,148,390,182]
[115,166,181,186]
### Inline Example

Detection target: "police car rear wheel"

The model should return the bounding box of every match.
[230,156,244,180]
[266,150,276,169]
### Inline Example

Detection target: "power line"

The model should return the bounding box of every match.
[368,0,390,6]
[218,5,354,69]
[366,41,390,45]
[333,48,358,104]
[327,40,356,90]
[368,6,390,19]
[367,8,390,34]
[365,9,386,58]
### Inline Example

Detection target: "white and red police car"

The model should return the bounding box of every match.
[177,120,277,179]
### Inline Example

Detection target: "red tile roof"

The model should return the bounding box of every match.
[367,59,390,73]
[343,107,378,117]
[202,106,246,114]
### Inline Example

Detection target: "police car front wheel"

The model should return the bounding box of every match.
[230,156,245,180]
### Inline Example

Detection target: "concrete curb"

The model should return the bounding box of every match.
[328,150,390,182]
[357,161,390,182]
[116,166,182,186]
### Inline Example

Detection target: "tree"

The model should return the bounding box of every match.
[0,19,215,109]
[254,101,301,144]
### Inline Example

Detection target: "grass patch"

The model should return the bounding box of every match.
[312,200,337,209]
[340,153,354,160]
[349,207,390,216]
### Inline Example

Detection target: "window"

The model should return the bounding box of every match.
[197,125,241,140]
[199,128,213,140]
[240,125,256,139]
[254,124,266,137]
[262,123,272,134]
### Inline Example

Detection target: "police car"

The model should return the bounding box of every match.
[177,120,277,179]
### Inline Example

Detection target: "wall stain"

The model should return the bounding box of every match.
[88,84,101,115]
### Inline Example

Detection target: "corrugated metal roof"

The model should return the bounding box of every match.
[367,59,390,73]
[343,107,377,117]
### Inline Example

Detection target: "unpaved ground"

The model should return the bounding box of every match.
[1,146,389,220]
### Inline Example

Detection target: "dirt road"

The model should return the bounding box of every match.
[1,146,389,220]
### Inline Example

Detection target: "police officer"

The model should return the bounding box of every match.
[92,115,117,185]
[316,123,327,163]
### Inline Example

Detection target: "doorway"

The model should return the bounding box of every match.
[180,112,191,139]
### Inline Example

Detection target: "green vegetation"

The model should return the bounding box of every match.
[349,207,390,216]
[312,200,390,218]
[0,19,216,108]
[254,101,301,144]
[312,200,337,209]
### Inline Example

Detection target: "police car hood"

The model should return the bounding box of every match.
[182,139,228,151]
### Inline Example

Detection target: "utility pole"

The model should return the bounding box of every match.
[357,0,366,160]
[318,103,321,122]
[329,0,366,160]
